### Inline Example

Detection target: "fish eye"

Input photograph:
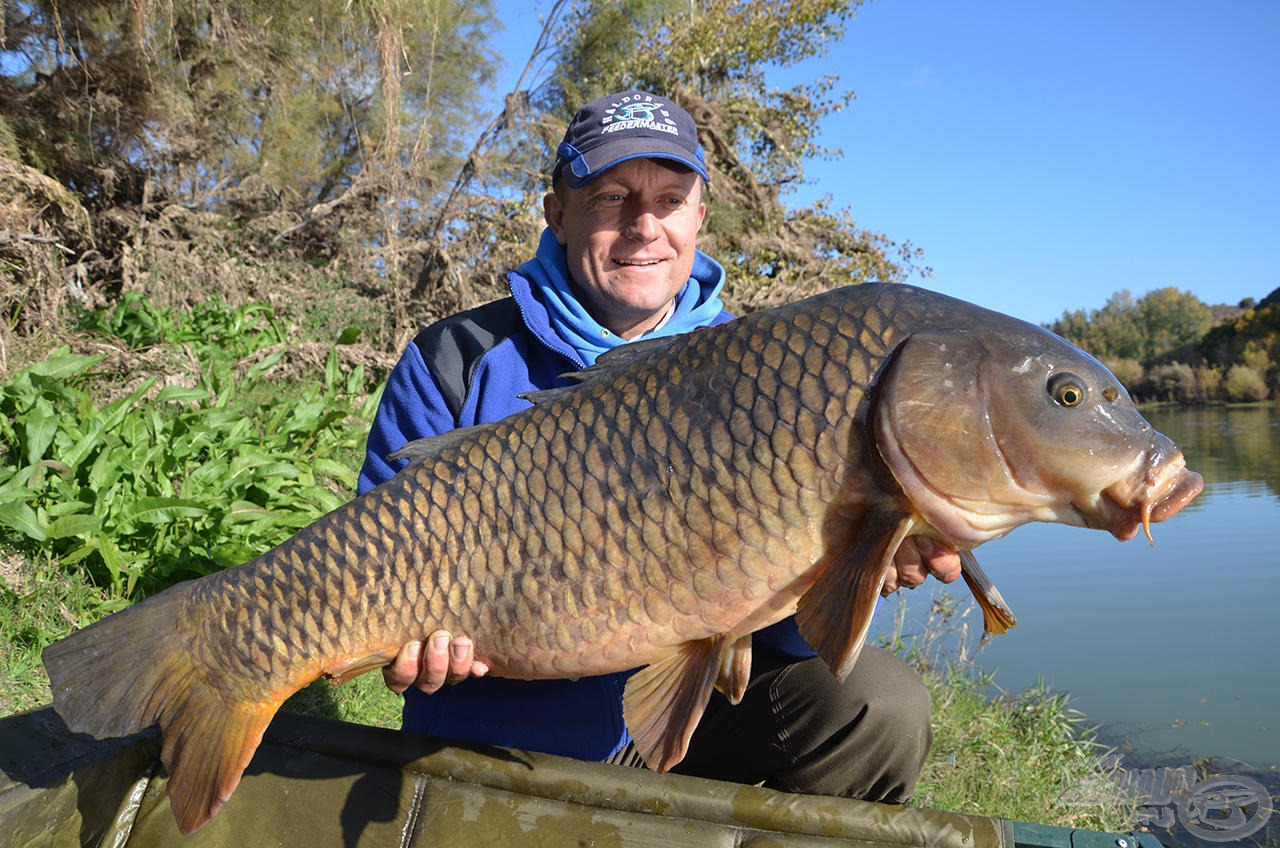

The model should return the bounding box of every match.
[1048,372,1087,408]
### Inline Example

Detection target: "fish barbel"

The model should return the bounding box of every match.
[42,283,1202,833]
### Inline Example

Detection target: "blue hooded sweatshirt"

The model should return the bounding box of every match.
[359,229,816,761]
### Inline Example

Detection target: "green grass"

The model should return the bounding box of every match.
[283,675,404,729]
[915,666,1136,831]
[0,550,109,717]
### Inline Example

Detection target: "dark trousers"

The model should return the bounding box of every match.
[609,644,933,804]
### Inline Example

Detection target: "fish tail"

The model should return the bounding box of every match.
[42,585,280,834]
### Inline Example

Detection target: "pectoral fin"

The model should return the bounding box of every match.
[714,634,752,705]
[796,510,914,682]
[623,635,739,772]
[322,647,401,685]
[959,550,1017,638]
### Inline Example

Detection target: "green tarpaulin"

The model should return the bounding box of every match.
[0,707,1160,847]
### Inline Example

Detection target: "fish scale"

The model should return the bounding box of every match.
[42,283,1203,834]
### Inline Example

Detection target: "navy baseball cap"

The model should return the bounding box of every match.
[552,90,710,189]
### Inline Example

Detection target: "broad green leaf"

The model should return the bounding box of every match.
[0,466,36,498]
[47,513,102,539]
[25,351,104,380]
[330,345,345,389]
[59,421,105,473]
[0,500,47,540]
[244,351,284,382]
[255,462,300,481]
[183,458,231,490]
[44,499,94,518]
[100,379,158,432]
[23,398,59,464]
[61,538,99,564]
[312,458,356,488]
[155,385,209,404]
[222,500,284,524]
[345,362,366,396]
[88,447,124,492]
[212,542,259,568]
[312,489,345,513]
[117,496,208,525]
[98,536,124,591]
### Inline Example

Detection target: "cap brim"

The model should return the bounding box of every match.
[562,135,710,189]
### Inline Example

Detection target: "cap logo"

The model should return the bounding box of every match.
[601,95,678,136]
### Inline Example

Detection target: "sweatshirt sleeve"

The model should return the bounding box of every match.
[358,341,459,495]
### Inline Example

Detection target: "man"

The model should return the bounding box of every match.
[359,90,960,802]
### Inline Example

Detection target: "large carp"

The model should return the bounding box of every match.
[42,283,1202,833]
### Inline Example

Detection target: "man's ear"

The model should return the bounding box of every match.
[543,193,568,245]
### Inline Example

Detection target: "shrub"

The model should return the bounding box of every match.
[1138,363,1196,404]
[1223,365,1270,403]
[1193,366,1222,402]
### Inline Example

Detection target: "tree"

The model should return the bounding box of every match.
[1047,287,1211,366]
[1200,299,1280,372]
[3,0,935,358]
[1133,287,1212,363]
[1,0,499,347]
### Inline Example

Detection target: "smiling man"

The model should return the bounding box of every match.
[358,90,960,803]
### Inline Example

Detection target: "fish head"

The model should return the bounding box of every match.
[872,318,1203,546]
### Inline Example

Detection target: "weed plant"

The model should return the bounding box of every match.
[0,295,383,714]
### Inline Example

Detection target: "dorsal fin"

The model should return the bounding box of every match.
[387,423,495,465]
[520,334,687,406]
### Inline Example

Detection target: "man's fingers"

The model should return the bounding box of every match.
[916,536,963,583]
[418,631,453,694]
[446,636,474,685]
[447,636,490,681]
[382,631,489,695]
[382,640,421,695]
[888,538,928,593]
[885,537,963,596]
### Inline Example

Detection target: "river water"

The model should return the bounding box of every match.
[870,403,1280,770]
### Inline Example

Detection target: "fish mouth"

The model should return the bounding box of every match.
[1103,456,1204,543]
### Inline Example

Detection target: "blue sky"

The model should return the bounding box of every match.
[491,1,1278,326]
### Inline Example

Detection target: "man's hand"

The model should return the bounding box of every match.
[883,537,962,595]
[382,631,490,695]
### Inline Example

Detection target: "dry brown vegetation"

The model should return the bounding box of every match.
[0,0,931,383]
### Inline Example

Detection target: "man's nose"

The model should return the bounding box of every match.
[622,204,660,239]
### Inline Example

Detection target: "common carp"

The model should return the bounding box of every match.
[42,283,1202,833]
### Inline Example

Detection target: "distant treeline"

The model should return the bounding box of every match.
[1046,287,1280,403]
